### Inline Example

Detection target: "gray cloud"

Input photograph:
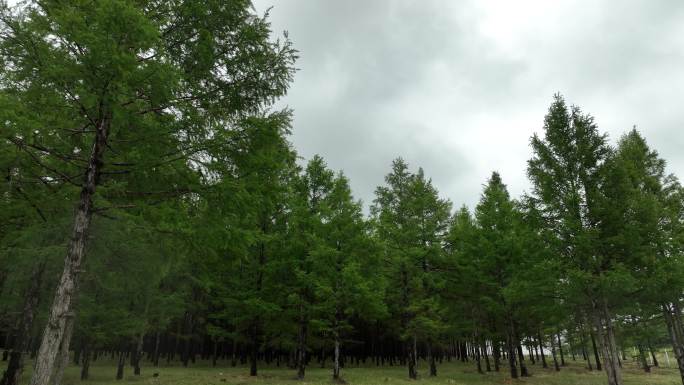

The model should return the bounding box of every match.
[254,0,684,211]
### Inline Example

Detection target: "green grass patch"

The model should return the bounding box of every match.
[6,357,682,385]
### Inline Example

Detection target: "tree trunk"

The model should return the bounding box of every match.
[637,344,650,373]
[212,338,219,367]
[0,261,45,385]
[537,333,548,369]
[428,341,437,376]
[50,316,74,385]
[528,341,535,365]
[483,342,491,371]
[116,349,126,380]
[80,343,90,381]
[507,334,518,379]
[29,114,110,385]
[648,344,659,368]
[407,335,417,380]
[475,342,483,374]
[333,334,341,380]
[133,333,144,375]
[296,304,307,380]
[153,332,161,367]
[250,323,259,376]
[591,329,602,370]
[663,303,684,385]
[581,330,593,370]
[550,332,560,371]
[592,299,622,385]
[557,331,566,366]
[516,341,529,377]
[493,341,500,371]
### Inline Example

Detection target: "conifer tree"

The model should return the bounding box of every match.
[528,94,620,385]
[0,1,296,382]
[372,159,451,379]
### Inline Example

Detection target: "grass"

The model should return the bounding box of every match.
[7,356,682,385]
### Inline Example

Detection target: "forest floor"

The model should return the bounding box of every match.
[8,357,682,385]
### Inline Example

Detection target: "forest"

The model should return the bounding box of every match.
[1,1,684,385]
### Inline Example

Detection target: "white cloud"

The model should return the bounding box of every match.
[254,0,684,210]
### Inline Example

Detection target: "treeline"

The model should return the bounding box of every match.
[0,2,683,385]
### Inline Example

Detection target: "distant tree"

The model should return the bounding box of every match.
[372,159,451,379]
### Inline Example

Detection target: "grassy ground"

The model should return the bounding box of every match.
[7,357,682,385]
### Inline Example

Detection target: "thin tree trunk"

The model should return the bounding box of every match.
[250,323,259,376]
[116,349,126,380]
[527,341,535,365]
[407,335,417,380]
[153,331,161,367]
[212,338,219,367]
[648,344,659,367]
[428,341,437,376]
[581,330,593,370]
[550,331,560,371]
[507,333,518,379]
[593,299,622,385]
[516,340,529,377]
[637,344,650,372]
[29,114,110,385]
[557,331,565,366]
[133,333,144,375]
[493,341,500,371]
[296,304,307,380]
[475,341,483,374]
[538,333,548,369]
[0,261,45,385]
[80,343,90,380]
[333,334,341,380]
[663,303,684,385]
[591,329,602,370]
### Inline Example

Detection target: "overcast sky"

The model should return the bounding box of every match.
[252,0,684,211]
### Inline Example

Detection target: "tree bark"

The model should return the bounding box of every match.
[537,333,548,369]
[29,114,110,385]
[50,317,74,385]
[592,299,622,385]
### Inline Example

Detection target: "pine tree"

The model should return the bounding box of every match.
[0,1,296,383]
[372,159,451,379]
[527,94,620,385]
